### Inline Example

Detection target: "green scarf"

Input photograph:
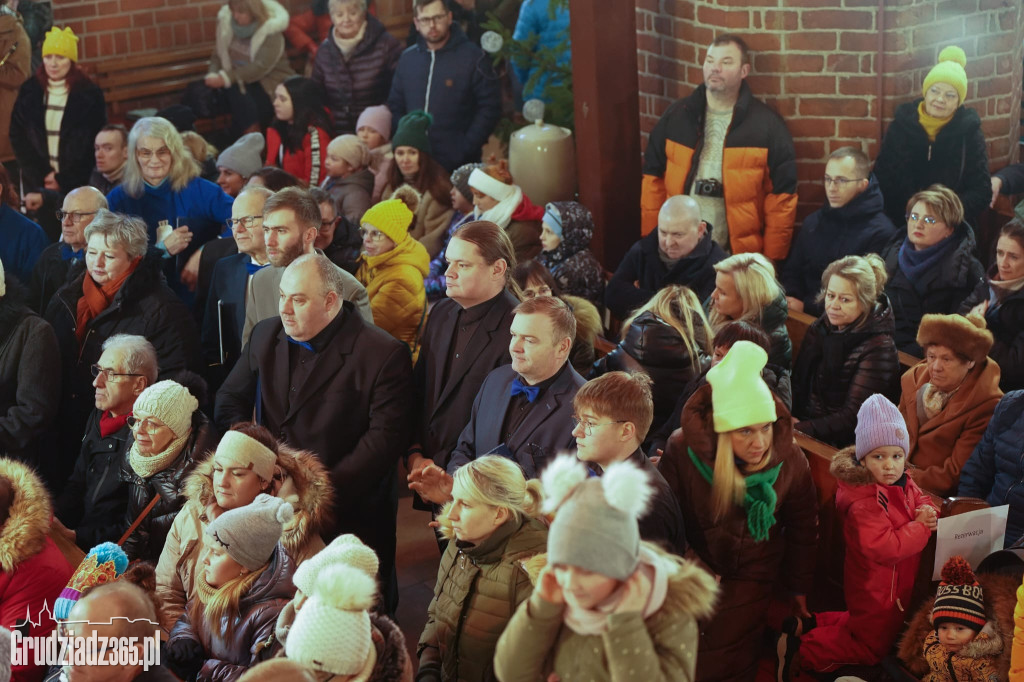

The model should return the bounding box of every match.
[687,448,782,542]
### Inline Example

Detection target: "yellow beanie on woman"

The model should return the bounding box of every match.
[922,45,967,103]
[707,340,777,433]
[361,186,420,244]
[42,27,79,62]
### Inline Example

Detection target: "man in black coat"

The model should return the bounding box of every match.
[780,147,897,316]
[215,253,414,615]
[28,186,105,314]
[54,333,156,550]
[387,0,501,172]
[412,295,584,504]
[606,194,725,320]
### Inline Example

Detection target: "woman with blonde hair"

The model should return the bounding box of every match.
[658,341,818,681]
[592,284,712,433]
[708,251,793,369]
[791,253,901,447]
[417,455,548,682]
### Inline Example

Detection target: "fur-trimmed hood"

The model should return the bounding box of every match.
[829,446,879,487]
[563,294,601,343]
[215,0,289,68]
[0,459,53,571]
[183,442,333,558]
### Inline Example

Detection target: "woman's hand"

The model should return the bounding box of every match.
[163,225,193,256]
[204,74,225,89]
[991,176,1003,208]
[180,247,203,290]
[536,565,564,605]
[970,299,989,317]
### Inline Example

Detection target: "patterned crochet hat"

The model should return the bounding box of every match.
[43,26,79,62]
[933,555,986,633]
[54,543,129,620]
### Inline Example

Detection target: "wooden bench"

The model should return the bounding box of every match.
[787,308,921,373]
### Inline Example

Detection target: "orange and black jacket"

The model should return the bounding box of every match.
[640,82,798,260]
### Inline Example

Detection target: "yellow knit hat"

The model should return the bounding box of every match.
[42,26,79,63]
[706,340,777,433]
[922,45,967,104]
[361,186,419,244]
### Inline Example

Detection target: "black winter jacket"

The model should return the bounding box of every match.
[387,23,501,172]
[45,252,202,458]
[590,310,710,430]
[120,411,214,562]
[791,295,901,448]
[874,99,990,228]
[606,229,726,321]
[311,15,402,135]
[780,175,897,316]
[882,226,985,356]
[959,273,1024,392]
[10,75,106,192]
[55,409,132,550]
[28,241,85,314]
[535,201,605,308]
[757,291,793,371]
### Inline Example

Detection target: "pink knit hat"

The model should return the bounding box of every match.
[854,394,909,461]
[356,105,391,142]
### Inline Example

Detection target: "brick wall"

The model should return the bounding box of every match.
[636,0,1024,221]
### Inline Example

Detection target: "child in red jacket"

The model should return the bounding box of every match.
[776,394,939,680]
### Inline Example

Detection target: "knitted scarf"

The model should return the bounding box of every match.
[128,430,190,479]
[75,257,141,344]
[99,411,130,438]
[897,235,958,292]
[475,184,524,230]
[917,101,952,142]
[687,447,782,542]
[333,21,366,59]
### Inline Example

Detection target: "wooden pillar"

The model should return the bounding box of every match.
[569,0,642,271]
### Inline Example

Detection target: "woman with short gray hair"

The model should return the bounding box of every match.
[45,210,202,461]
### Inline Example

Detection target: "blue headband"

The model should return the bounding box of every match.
[543,205,563,238]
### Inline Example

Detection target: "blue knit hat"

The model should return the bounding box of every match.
[542,203,563,238]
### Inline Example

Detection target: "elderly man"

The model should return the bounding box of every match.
[412,295,584,504]
[606,194,725,320]
[216,253,413,615]
[28,185,106,313]
[241,187,371,346]
[54,334,156,550]
[89,124,129,195]
[640,34,797,260]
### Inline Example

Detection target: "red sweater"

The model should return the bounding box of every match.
[266,126,330,186]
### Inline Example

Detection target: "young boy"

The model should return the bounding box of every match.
[572,371,686,555]
[321,135,373,225]
[776,394,939,680]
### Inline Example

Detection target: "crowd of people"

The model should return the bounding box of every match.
[2,2,1024,681]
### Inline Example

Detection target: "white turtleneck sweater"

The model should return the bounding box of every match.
[45,78,68,172]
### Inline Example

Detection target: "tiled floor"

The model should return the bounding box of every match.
[393,492,442,664]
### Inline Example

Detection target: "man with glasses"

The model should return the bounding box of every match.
[780,147,896,316]
[241,187,371,346]
[54,334,156,551]
[412,295,584,505]
[387,0,501,172]
[28,185,107,313]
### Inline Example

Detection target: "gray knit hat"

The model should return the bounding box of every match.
[854,394,910,462]
[542,455,653,581]
[450,162,484,202]
[217,132,265,178]
[206,493,293,571]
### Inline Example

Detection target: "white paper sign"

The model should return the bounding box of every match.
[933,505,1009,580]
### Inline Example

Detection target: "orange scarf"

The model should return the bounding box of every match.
[75,258,141,344]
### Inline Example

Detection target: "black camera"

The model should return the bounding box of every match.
[693,178,723,197]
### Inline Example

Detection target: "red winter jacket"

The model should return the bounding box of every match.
[801,446,936,669]
[266,125,330,186]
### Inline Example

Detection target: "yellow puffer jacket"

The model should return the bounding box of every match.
[1012,576,1024,681]
[357,235,430,359]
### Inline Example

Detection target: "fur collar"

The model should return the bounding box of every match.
[829,446,878,486]
[183,442,332,558]
[954,619,1004,659]
[216,0,289,69]
[0,459,53,571]
[367,614,413,682]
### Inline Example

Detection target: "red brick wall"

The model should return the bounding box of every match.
[636,0,1024,220]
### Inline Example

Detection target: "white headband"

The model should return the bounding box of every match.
[468,168,515,202]
[214,430,277,481]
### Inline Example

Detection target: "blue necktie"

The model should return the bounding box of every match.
[287,336,315,353]
[510,377,540,403]
[246,261,268,275]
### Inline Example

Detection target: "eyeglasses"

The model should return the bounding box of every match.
[226,215,263,231]
[137,148,171,161]
[90,364,143,382]
[359,227,387,242]
[523,285,552,299]
[320,217,339,232]
[822,176,865,188]
[571,417,627,437]
[127,415,168,433]
[906,212,939,225]
[416,12,448,25]
[56,210,98,223]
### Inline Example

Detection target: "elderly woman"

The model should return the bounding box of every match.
[708,251,793,370]
[186,0,294,138]
[311,0,402,135]
[791,254,901,447]
[107,117,234,300]
[121,376,214,563]
[11,25,106,193]
[45,210,200,466]
[898,313,1003,497]
[658,341,818,681]
[156,422,331,632]
[960,219,1024,391]
[882,184,985,356]
[874,46,989,228]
